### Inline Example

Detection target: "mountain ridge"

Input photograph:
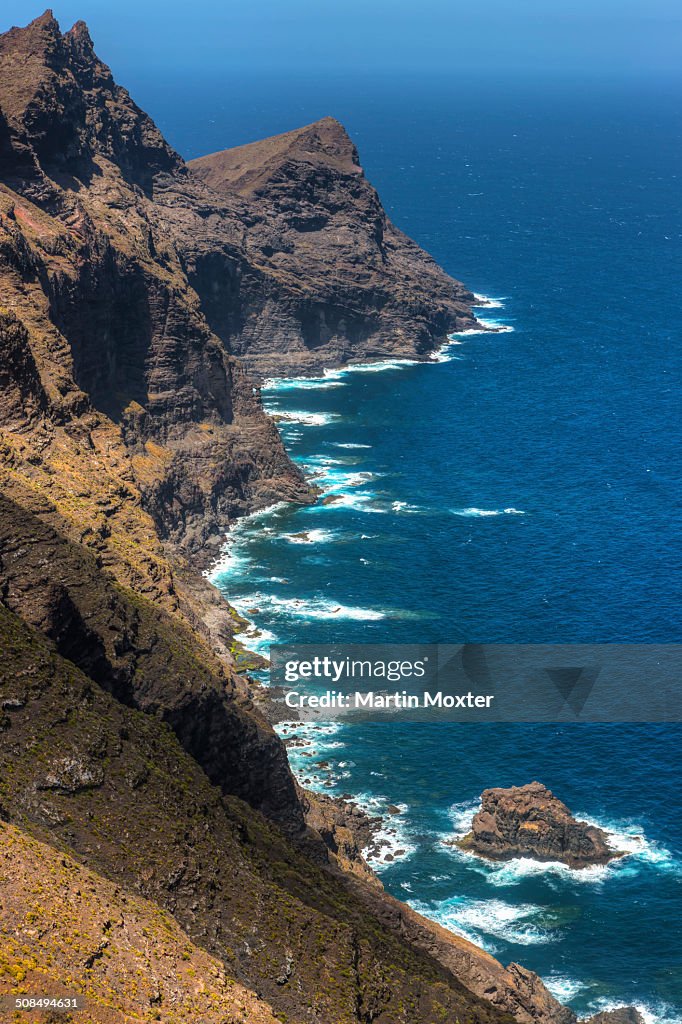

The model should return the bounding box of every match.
[0,11,593,1024]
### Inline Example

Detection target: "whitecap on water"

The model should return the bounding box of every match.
[473,293,507,309]
[231,622,279,659]
[207,501,289,583]
[262,376,346,391]
[407,896,556,953]
[318,469,379,490]
[447,313,515,338]
[542,976,588,1003]
[341,357,419,374]
[580,814,679,877]
[350,793,416,869]
[450,506,526,518]
[430,345,466,364]
[585,1000,680,1024]
[264,409,338,427]
[282,528,338,545]
[240,593,385,621]
[313,491,387,513]
[391,501,424,513]
[333,442,373,449]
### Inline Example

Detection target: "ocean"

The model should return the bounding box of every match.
[134,70,682,1021]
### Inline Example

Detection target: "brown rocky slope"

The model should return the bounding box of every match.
[0,10,596,1024]
[0,601,516,1024]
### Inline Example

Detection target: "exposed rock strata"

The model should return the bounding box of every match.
[189,118,477,377]
[0,9,312,570]
[458,782,623,868]
[581,1010,645,1024]
[0,11,596,1024]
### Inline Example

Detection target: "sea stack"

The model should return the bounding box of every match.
[457,782,625,869]
[582,1009,646,1024]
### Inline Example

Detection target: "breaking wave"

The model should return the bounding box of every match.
[408,896,557,953]
[450,506,526,517]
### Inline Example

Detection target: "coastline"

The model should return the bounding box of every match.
[204,292,678,1024]
[2,12,677,1022]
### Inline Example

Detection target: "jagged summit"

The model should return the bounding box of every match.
[1,10,477,377]
[190,116,362,195]
[0,9,181,188]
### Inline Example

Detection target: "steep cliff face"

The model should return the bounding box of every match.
[0,10,311,569]
[0,12,576,1024]
[189,117,477,376]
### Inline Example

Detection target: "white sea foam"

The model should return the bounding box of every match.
[315,491,387,513]
[391,501,424,513]
[580,814,679,877]
[341,357,418,374]
[586,1000,680,1024]
[207,501,288,582]
[282,528,337,545]
[321,470,379,489]
[274,597,384,621]
[447,798,481,837]
[408,896,555,953]
[542,976,588,1003]
[334,442,373,449]
[352,793,416,869]
[208,543,252,579]
[231,622,279,659]
[450,506,526,518]
[300,455,348,467]
[299,460,382,506]
[477,318,515,333]
[275,721,357,795]
[238,592,385,621]
[473,293,507,309]
[265,409,338,427]
[262,376,346,391]
[430,345,465,364]
[275,721,345,780]
[448,315,515,338]
[275,721,343,740]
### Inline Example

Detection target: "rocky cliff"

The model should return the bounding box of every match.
[0,11,580,1024]
[189,117,477,376]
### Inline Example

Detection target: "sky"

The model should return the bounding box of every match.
[1,0,680,78]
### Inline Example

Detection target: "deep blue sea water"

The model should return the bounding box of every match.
[132,72,682,1021]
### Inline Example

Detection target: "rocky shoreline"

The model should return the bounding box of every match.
[0,11,651,1024]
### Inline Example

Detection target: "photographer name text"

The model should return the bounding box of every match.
[284,689,495,709]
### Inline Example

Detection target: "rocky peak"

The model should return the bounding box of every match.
[0,10,181,191]
[188,113,476,377]
[65,18,95,50]
[191,116,362,196]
